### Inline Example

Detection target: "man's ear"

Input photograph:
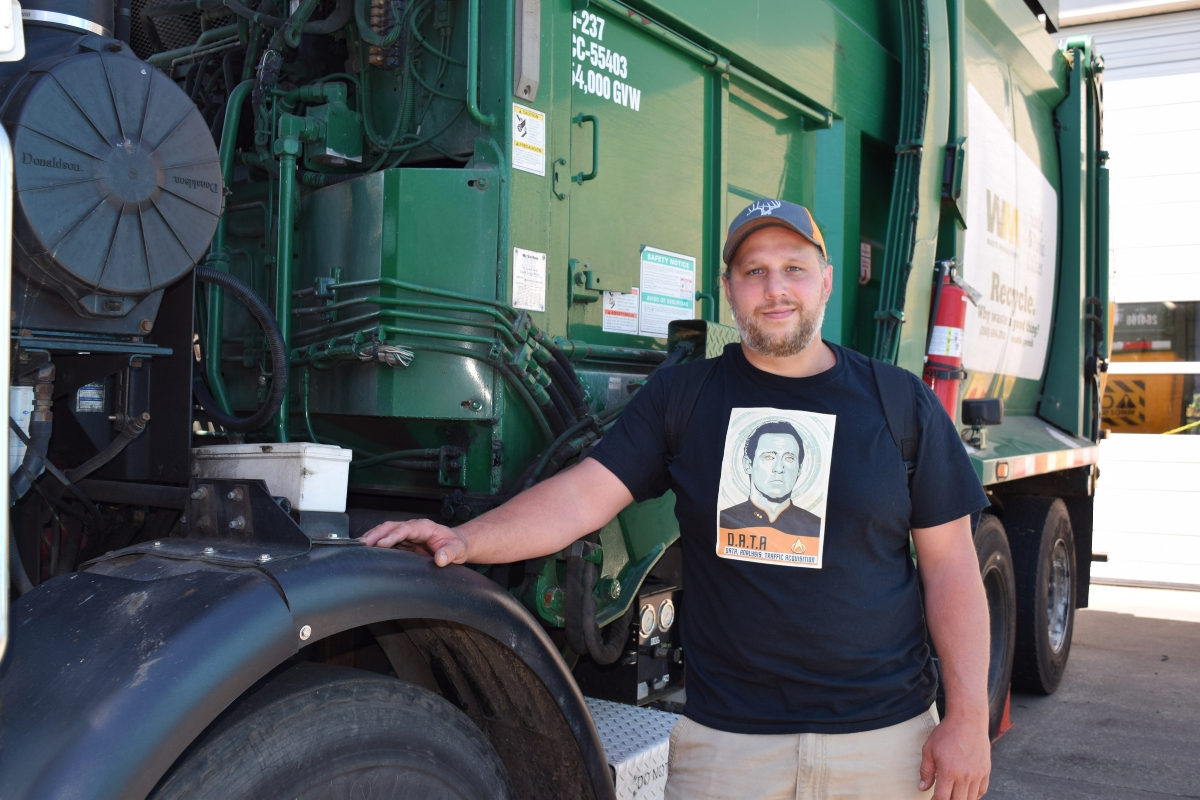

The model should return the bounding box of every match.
[822,262,834,301]
[741,453,752,473]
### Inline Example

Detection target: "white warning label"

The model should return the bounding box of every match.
[602,288,639,334]
[512,104,546,176]
[512,247,547,312]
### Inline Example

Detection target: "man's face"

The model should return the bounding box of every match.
[722,226,832,358]
[747,433,803,501]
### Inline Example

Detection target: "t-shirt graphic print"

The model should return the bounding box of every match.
[716,407,836,568]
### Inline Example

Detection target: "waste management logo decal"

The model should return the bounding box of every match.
[962,85,1058,381]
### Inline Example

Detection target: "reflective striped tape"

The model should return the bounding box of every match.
[987,445,1098,483]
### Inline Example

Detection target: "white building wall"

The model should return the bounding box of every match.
[1060,10,1200,588]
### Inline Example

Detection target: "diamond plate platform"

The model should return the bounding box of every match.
[586,697,681,800]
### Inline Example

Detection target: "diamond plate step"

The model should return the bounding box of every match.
[586,697,681,800]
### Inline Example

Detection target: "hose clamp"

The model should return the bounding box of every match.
[21,10,111,37]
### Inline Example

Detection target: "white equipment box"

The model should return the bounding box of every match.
[191,443,353,512]
[586,697,680,800]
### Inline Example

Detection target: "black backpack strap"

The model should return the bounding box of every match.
[664,356,721,465]
[871,359,919,478]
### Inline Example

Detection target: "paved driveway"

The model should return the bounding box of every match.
[988,586,1200,799]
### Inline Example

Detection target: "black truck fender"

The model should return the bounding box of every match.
[0,546,614,800]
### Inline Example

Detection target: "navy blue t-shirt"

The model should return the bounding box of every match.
[588,342,988,735]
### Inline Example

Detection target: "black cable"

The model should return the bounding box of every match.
[564,553,587,655]
[10,419,106,535]
[541,397,567,436]
[114,0,133,44]
[67,413,149,483]
[9,417,51,502]
[545,339,589,395]
[581,559,635,665]
[192,265,290,432]
[212,0,352,34]
[546,381,575,427]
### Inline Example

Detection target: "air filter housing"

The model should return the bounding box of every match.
[2,34,222,318]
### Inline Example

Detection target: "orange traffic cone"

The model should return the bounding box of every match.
[991,688,1015,742]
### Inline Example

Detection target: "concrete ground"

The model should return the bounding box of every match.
[988,585,1200,799]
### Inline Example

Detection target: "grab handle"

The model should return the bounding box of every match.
[466,0,495,127]
[572,113,599,184]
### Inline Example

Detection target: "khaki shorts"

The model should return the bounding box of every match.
[664,706,939,800]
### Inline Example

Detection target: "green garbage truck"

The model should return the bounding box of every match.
[0,0,1106,795]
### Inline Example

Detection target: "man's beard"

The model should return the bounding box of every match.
[731,295,826,358]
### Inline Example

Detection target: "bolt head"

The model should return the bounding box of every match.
[299,624,311,640]
[152,541,162,548]
[202,546,216,555]
[228,491,237,500]
[327,533,339,539]
[258,553,272,562]
[190,488,207,501]
[138,319,153,333]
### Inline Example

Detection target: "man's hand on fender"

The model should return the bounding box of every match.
[919,710,991,799]
[361,519,469,567]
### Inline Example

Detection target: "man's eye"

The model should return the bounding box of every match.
[761,454,774,461]
[785,455,795,463]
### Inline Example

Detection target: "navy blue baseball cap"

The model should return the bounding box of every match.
[722,198,828,266]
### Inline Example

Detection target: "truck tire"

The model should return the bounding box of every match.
[1005,496,1076,695]
[974,513,1016,739]
[150,662,515,800]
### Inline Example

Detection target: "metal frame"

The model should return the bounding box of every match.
[0,122,11,662]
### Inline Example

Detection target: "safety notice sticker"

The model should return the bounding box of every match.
[639,247,695,338]
[512,247,546,312]
[602,288,639,334]
[511,103,546,176]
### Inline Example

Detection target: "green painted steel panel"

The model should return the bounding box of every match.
[564,7,709,348]
[623,0,901,141]
[295,169,504,422]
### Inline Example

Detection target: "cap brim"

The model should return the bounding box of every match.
[722,217,827,266]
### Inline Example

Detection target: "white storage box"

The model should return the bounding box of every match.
[190,443,353,512]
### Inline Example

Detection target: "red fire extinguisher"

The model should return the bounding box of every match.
[923,264,968,419]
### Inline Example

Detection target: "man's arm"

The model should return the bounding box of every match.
[911,514,991,800]
[360,458,635,566]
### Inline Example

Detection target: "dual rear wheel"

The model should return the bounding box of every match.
[971,496,1076,738]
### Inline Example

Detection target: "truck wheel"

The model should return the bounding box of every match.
[975,513,1016,739]
[150,662,515,800]
[1005,496,1076,695]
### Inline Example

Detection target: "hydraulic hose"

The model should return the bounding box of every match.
[66,413,150,483]
[214,0,352,35]
[565,553,587,655]
[9,419,105,533]
[546,382,575,428]
[193,266,289,432]
[9,522,33,596]
[10,417,51,502]
[565,551,635,665]
[582,560,635,665]
[543,354,589,418]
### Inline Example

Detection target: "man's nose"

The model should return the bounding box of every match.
[762,268,790,300]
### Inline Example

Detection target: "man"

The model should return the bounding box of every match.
[718,419,822,546]
[364,200,993,800]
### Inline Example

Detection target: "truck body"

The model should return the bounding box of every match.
[0,0,1106,796]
